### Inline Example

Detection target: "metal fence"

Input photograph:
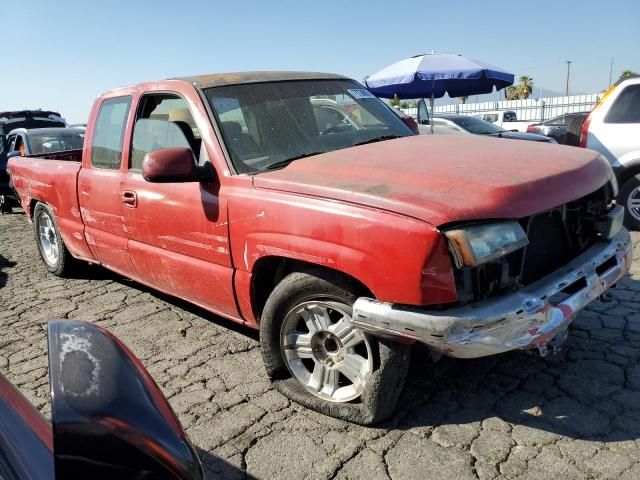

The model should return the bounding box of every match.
[401,93,600,122]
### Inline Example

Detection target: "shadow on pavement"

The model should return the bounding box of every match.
[197,447,257,480]
[387,277,640,443]
[74,264,260,341]
[0,254,16,289]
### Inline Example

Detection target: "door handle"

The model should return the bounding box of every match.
[121,190,137,208]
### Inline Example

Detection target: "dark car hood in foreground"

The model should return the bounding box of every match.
[486,130,552,142]
[253,135,611,226]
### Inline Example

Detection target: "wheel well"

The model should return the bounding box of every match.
[29,199,40,218]
[250,256,373,322]
[617,163,640,188]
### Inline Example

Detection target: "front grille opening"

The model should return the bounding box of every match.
[560,276,587,295]
[451,185,612,305]
[596,255,618,276]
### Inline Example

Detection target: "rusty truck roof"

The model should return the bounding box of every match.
[176,71,349,89]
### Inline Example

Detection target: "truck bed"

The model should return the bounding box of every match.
[8,155,94,261]
[24,148,83,162]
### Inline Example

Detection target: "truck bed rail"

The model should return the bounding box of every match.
[25,149,82,162]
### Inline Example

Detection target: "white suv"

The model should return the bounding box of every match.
[581,76,640,228]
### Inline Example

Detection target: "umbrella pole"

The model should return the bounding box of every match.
[429,79,435,134]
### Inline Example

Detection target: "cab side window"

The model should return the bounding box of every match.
[91,96,132,169]
[130,94,203,171]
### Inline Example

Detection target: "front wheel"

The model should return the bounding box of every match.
[618,174,640,230]
[260,268,410,425]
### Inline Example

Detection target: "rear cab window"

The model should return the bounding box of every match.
[91,96,132,169]
[130,94,204,171]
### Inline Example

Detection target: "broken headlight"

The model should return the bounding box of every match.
[444,221,529,268]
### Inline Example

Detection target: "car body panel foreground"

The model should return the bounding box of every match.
[0,320,203,480]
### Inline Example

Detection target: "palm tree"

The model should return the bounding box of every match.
[518,76,534,99]
[619,70,638,81]
[505,86,520,100]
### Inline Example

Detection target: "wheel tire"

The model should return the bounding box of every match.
[618,175,640,230]
[33,202,77,276]
[0,195,12,214]
[260,267,410,425]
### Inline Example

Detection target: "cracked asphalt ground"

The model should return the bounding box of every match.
[1,211,640,480]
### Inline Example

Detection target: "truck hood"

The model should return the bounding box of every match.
[253,135,611,226]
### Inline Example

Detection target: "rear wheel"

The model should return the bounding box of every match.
[33,202,77,276]
[260,267,410,425]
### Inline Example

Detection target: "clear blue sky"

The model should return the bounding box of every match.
[1,0,638,123]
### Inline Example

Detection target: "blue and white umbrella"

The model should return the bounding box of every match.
[365,53,515,132]
[365,53,514,99]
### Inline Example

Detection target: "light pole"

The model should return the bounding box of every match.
[609,58,614,87]
[565,60,572,96]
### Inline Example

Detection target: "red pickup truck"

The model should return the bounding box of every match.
[8,72,633,424]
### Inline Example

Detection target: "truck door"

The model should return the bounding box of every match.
[119,93,237,318]
[78,96,137,277]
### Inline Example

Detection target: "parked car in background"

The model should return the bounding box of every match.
[0,319,203,479]
[423,114,555,142]
[580,76,640,228]
[415,100,466,135]
[5,127,85,157]
[470,109,535,132]
[1,111,67,213]
[526,112,589,145]
[9,71,631,425]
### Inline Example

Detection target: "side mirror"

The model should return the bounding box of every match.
[142,147,215,183]
[417,99,430,125]
[7,151,22,159]
[48,320,204,479]
[401,115,420,135]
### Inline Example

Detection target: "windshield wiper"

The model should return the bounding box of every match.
[265,151,325,170]
[353,135,403,147]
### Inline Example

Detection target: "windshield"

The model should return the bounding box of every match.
[449,116,505,135]
[28,130,85,154]
[205,79,413,173]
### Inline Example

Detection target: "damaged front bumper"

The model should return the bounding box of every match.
[352,228,633,358]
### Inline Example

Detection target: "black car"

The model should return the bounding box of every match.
[0,320,204,479]
[428,114,556,143]
[0,111,66,213]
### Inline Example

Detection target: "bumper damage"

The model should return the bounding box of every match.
[353,228,633,358]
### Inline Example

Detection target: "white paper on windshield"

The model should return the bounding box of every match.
[348,89,376,99]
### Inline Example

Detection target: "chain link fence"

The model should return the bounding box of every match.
[401,93,600,122]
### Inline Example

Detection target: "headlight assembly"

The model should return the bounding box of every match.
[444,221,529,268]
